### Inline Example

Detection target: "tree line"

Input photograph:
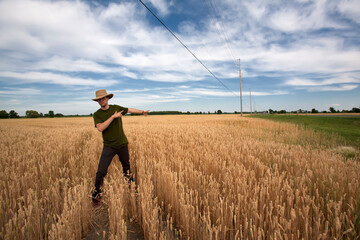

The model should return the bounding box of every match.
[267,107,360,114]
[0,109,227,118]
[0,110,64,119]
[1,107,359,119]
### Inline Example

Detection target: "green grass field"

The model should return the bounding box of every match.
[247,114,360,149]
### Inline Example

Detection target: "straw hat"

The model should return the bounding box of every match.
[92,89,113,101]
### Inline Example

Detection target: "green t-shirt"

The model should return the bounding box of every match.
[93,105,129,148]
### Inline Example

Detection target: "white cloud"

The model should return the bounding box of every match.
[0,0,105,56]
[0,71,118,86]
[242,40,360,75]
[31,56,138,78]
[1,0,354,86]
[287,82,359,92]
[144,0,173,16]
[243,2,267,20]
[142,72,205,82]
[111,85,191,93]
[285,76,360,86]
[99,2,138,23]
[0,87,43,95]
[0,0,231,83]
[7,99,22,105]
[33,56,113,73]
[112,95,191,107]
[284,73,360,92]
[252,90,289,96]
[178,88,235,97]
[337,0,360,24]
[0,87,44,107]
[269,8,307,32]
[176,87,287,97]
[307,84,358,91]
[177,0,359,82]
[259,0,344,32]
[0,0,357,83]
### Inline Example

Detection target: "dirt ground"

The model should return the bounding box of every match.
[83,204,144,240]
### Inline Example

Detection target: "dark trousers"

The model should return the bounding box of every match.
[94,145,132,194]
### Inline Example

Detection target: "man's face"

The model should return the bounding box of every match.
[97,96,109,107]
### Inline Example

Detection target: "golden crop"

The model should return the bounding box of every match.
[1,115,359,239]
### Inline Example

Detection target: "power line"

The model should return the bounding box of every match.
[205,0,238,70]
[137,0,237,97]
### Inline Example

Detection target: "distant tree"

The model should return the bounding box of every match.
[143,111,182,116]
[49,110,55,118]
[186,111,190,114]
[311,108,318,113]
[217,110,222,114]
[352,107,360,113]
[278,110,287,114]
[55,113,64,117]
[0,110,9,119]
[329,107,336,113]
[269,109,274,114]
[9,110,20,118]
[26,110,40,118]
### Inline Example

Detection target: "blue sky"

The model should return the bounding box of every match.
[0,0,359,115]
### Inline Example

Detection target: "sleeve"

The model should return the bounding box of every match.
[93,112,102,127]
[117,105,128,115]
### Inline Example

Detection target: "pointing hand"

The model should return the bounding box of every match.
[112,110,124,119]
[143,110,150,116]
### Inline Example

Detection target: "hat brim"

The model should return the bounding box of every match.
[92,93,113,101]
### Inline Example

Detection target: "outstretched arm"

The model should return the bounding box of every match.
[128,108,150,116]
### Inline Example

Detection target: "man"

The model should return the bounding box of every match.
[92,89,149,207]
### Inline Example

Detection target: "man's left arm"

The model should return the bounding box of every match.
[128,108,150,116]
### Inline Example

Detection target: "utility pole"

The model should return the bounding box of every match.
[238,59,243,116]
[250,88,252,114]
[253,94,256,113]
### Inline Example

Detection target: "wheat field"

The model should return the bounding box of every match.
[1,115,359,239]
